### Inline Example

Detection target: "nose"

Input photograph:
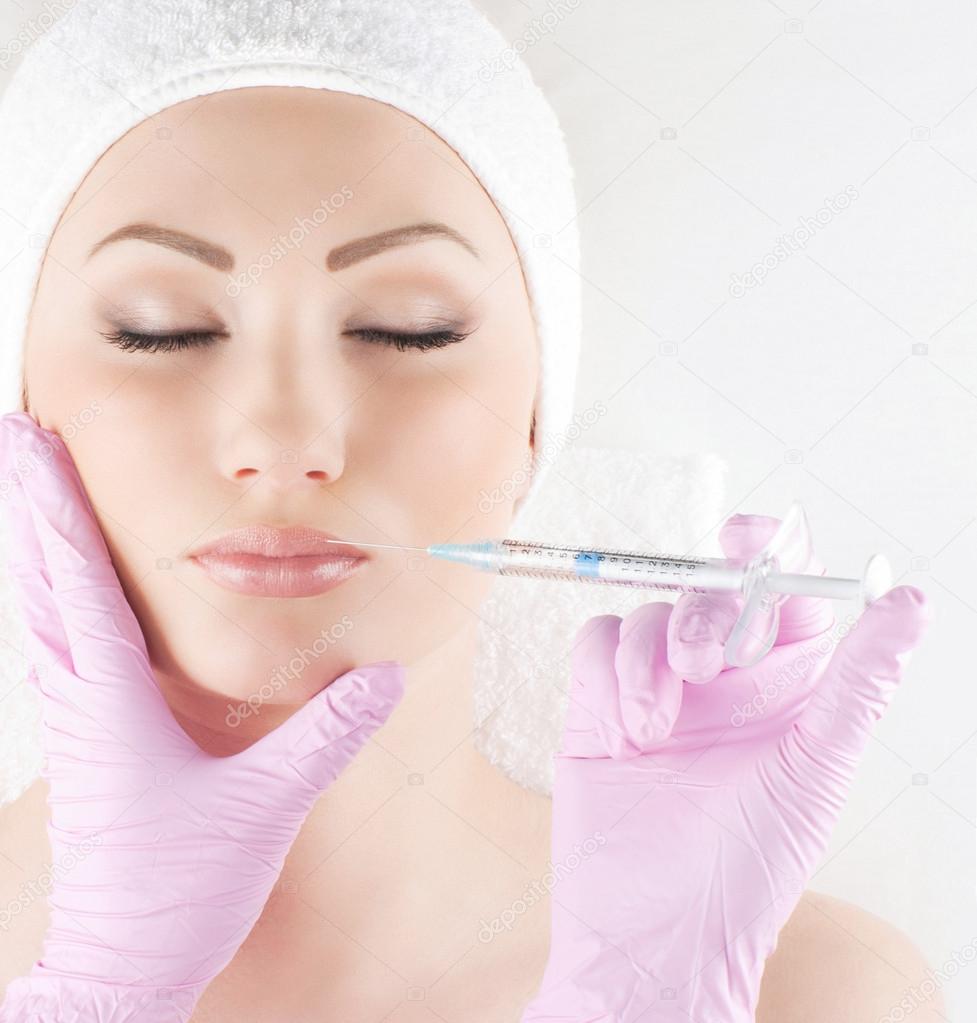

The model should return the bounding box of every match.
[233,443,341,492]
[213,289,354,493]
[219,402,348,493]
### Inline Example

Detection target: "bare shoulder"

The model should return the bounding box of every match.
[0,778,50,995]
[758,889,946,1023]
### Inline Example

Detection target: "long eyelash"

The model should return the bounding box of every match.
[99,326,473,355]
[99,329,223,353]
[349,327,473,351]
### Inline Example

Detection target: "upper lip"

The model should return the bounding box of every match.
[187,525,368,560]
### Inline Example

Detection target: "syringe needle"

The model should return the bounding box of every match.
[330,538,429,552]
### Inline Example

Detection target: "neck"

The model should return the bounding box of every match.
[266,622,554,993]
[154,621,553,982]
[287,619,552,879]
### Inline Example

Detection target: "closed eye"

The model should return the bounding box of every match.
[99,326,474,353]
[98,328,228,353]
[343,326,473,351]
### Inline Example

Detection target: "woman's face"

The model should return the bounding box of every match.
[23,86,537,723]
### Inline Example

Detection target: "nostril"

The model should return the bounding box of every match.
[306,470,327,481]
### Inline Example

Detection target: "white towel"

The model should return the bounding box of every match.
[473,444,728,795]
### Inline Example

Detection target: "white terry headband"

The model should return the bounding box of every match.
[0,0,582,527]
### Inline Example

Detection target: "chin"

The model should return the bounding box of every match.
[143,569,477,707]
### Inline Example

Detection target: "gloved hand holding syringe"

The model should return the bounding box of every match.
[324,500,893,669]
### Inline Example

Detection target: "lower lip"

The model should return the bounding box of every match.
[190,552,366,597]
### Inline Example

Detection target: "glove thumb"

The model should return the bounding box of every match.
[245,659,406,792]
[783,586,931,792]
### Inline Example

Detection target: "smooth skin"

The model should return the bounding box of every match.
[0,86,946,1021]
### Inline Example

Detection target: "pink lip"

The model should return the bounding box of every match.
[187,525,368,598]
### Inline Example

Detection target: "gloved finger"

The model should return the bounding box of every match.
[563,610,680,759]
[614,601,682,748]
[667,513,782,682]
[667,513,835,682]
[777,586,930,801]
[719,514,835,645]
[1,413,154,690]
[0,413,73,674]
[666,590,740,683]
[563,614,637,759]
[0,415,182,758]
[236,660,406,792]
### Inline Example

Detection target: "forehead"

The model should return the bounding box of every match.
[50,86,510,265]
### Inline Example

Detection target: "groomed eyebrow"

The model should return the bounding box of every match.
[86,220,480,273]
[325,222,480,271]
[88,223,234,271]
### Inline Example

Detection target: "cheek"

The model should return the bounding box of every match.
[64,383,204,543]
[354,350,536,541]
[30,367,213,674]
[25,310,197,559]
[324,349,536,675]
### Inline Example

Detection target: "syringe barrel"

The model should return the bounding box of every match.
[494,540,744,594]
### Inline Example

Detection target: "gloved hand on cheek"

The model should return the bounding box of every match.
[0,412,406,1023]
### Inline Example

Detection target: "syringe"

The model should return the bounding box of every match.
[330,501,893,668]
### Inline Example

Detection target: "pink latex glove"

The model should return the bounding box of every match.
[521,514,932,1023]
[0,412,406,1022]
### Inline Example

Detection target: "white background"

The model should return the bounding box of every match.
[474,2,976,1016]
[1,0,974,1016]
